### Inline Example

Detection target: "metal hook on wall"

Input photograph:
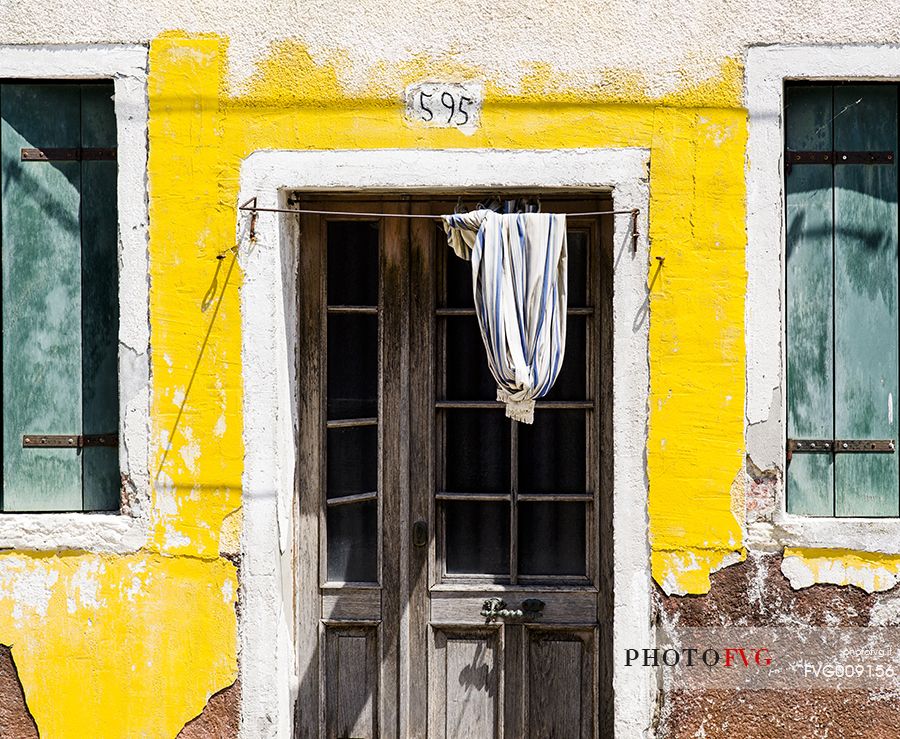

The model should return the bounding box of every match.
[631,209,639,254]
[245,196,259,242]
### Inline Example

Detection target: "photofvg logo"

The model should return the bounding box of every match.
[638,626,900,692]
[625,647,772,668]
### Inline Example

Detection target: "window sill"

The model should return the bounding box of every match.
[748,512,900,555]
[0,511,146,553]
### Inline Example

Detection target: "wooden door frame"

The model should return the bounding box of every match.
[238,148,654,739]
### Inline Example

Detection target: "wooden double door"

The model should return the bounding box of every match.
[295,195,613,738]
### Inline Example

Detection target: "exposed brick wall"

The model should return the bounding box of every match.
[176,680,239,739]
[659,553,873,627]
[660,689,900,739]
[655,554,900,738]
[0,645,38,739]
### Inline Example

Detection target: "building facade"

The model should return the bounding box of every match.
[0,4,898,737]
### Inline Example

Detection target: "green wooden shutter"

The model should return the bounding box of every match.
[80,84,120,512]
[786,83,900,517]
[833,86,900,516]
[785,85,835,516]
[0,82,119,512]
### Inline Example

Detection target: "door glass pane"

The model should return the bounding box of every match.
[327,426,377,499]
[444,250,474,308]
[324,219,380,585]
[519,410,586,494]
[327,314,378,419]
[327,221,379,305]
[327,501,378,582]
[567,229,589,307]
[444,410,510,493]
[445,500,510,575]
[543,317,586,401]
[445,318,494,400]
[518,502,586,576]
[434,202,599,584]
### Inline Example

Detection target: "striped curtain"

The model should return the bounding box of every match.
[442,209,568,424]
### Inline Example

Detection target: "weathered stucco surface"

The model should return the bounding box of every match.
[0,644,39,739]
[0,3,896,734]
[660,689,900,739]
[0,31,748,733]
[782,548,900,593]
[0,17,743,730]
[176,680,240,738]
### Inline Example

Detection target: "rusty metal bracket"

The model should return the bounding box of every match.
[219,198,260,259]
[23,434,118,449]
[242,196,259,242]
[834,151,896,164]
[785,150,894,174]
[631,209,640,254]
[787,438,895,462]
[21,147,116,162]
[786,150,834,166]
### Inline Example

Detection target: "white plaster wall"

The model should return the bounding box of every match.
[7,1,900,96]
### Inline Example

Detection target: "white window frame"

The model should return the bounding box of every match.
[0,45,150,551]
[746,44,900,552]
[237,148,654,738]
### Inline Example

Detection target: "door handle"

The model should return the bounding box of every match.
[480,597,545,622]
[412,520,428,548]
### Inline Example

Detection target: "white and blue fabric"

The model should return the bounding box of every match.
[442,209,568,424]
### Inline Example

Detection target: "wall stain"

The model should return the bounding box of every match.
[656,551,876,626]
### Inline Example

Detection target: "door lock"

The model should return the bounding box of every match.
[480,597,545,622]
[412,520,428,548]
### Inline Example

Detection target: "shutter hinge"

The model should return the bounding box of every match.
[22,434,118,449]
[786,438,895,462]
[20,147,117,162]
[785,150,895,174]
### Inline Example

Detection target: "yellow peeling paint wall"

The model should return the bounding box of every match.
[0,36,246,739]
[0,554,237,737]
[646,100,747,595]
[0,32,751,737]
[216,33,748,599]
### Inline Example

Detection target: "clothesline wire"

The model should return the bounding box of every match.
[237,198,640,253]
[237,202,638,220]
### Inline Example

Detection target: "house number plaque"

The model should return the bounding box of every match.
[405,82,483,132]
